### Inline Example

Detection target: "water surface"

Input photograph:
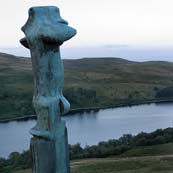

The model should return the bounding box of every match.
[1,102,173,158]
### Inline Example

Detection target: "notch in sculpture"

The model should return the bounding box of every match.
[20,6,76,139]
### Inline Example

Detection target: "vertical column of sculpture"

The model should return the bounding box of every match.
[20,6,76,173]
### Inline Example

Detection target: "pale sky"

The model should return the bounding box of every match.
[0,0,173,60]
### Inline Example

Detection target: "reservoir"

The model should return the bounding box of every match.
[1,102,173,158]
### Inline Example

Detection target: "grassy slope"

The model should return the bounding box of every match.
[0,53,33,119]
[1,53,173,119]
[13,143,173,173]
[71,143,173,173]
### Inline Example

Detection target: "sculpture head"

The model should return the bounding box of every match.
[20,6,77,48]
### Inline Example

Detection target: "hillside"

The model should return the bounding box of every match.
[2,127,173,172]
[4,143,173,173]
[1,52,173,120]
[11,154,173,173]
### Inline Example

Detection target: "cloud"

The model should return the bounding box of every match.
[0,0,173,48]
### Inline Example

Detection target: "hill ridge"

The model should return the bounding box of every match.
[1,52,173,120]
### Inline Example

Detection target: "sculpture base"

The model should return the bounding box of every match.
[30,128,70,173]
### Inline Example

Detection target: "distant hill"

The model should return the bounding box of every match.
[1,53,173,120]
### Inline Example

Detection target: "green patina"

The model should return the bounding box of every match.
[20,6,76,173]
[20,6,76,139]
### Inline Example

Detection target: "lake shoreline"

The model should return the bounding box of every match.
[1,102,173,158]
[1,98,173,123]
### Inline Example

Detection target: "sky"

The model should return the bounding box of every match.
[0,0,173,61]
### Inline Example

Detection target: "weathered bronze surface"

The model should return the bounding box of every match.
[20,6,76,173]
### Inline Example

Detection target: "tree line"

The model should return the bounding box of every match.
[1,128,173,172]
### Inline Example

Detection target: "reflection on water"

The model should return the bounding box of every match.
[1,103,173,158]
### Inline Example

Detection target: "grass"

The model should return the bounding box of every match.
[13,155,173,173]
[120,143,173,157]
[1,53,173,120]
[9,143,173,173]
[70,156,173,173]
